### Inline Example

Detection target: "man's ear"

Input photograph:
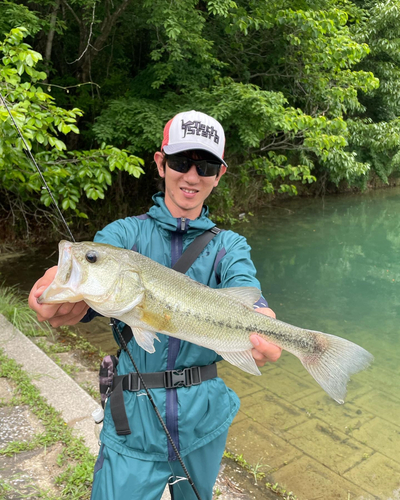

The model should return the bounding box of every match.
[154,151,165,178]
[214,165,227,187]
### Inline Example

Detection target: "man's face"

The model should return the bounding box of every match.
[154,150,226,219]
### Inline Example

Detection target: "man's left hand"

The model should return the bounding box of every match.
[250,308,282,367]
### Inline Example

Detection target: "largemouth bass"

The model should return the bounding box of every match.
[38,241,373,403]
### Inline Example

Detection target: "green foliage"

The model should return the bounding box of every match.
[91,0,380,204]
[348,118,400,182]
[355,0,400,116]
[0,27,144,222]
[0,1,43,36]
[344,1,400,182]
[3,0,400,228]
[94,75,371,199]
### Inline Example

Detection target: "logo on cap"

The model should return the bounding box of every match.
[181,120,220,144]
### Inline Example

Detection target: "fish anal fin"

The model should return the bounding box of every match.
[216,349,261,376]
[131,327,160,353]
[218,287,261,307]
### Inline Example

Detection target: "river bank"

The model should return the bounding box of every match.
[1,175,399,249]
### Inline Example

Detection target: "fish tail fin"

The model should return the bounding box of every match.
[296,331,374,404]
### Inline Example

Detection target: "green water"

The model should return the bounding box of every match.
[236,189,400,375]
[226,188,400,499]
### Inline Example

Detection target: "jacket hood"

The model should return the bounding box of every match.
[147,192,215,233]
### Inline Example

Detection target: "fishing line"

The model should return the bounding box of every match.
[1,88,201,499]
[0,90,75,242]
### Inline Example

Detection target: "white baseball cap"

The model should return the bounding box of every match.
[161,110,227,167]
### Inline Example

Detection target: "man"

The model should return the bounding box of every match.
[28,110,281,500]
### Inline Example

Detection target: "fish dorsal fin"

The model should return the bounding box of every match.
[218,287,261,307]
[216,349,261,376]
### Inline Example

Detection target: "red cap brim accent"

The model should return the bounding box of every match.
[161,118,173,150]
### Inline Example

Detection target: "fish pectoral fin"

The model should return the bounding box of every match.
[218,287,261,307]
[131,327,160,353]
[101,293,144,316]
[216,349,261,376]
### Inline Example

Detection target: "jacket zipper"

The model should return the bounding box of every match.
[167,228,184,459]
[180,217,186,231]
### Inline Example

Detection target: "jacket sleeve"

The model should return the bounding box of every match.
[93,217,140,250]
[216,230,268,308]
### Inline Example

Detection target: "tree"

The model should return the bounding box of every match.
[0,27,144,235]
[92,0,379,199]
[2,0,398,230]
[347,0,400,185]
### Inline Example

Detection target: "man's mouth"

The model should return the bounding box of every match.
[181,188,198,194]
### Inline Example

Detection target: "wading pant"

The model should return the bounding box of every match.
[90,429,228,500]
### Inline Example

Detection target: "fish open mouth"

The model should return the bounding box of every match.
[37,241,84,304]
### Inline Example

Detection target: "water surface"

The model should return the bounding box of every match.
[240,188,400,369]
[225,188,400,499]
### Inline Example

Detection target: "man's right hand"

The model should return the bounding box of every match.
[28,266,89,327]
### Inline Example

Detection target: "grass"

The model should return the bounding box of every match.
[223,451,298,499]
[0,477,55,499]
[0,285,100,498]
[0,285,51,337]
[223,451,267,484]
[80,381,99,400]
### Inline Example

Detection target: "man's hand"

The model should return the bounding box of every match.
[250,307,282,367]
[28,266,89,327]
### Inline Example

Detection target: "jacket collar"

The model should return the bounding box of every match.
[147,192,215,233]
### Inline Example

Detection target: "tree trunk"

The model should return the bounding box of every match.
[74,0,134,82]
[44,0,61,79]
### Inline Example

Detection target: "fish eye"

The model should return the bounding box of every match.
[85,251,98,264]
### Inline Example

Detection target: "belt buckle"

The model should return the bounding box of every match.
[164,370,186,389]
[189,366,202,386]
[164,367,202,389]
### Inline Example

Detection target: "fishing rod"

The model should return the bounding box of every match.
[0,92,75,243]
[0,90,202,500]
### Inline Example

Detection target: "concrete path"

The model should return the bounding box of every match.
[0,314,173,500]
[0,313,100,455]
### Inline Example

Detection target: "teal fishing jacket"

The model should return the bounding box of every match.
[91,192,266,461]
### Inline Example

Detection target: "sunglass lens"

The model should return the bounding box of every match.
[166,155,220,177]
[198,161,220,177]
[167,157,190,173]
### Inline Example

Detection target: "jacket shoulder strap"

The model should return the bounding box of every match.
[172,226,221,274]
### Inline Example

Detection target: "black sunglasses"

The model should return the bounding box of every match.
[165,154,221,177]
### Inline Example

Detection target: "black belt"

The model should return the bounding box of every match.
[112,363,217,392]
[110,364,218,436]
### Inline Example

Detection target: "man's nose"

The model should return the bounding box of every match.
[183,163,199,180]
